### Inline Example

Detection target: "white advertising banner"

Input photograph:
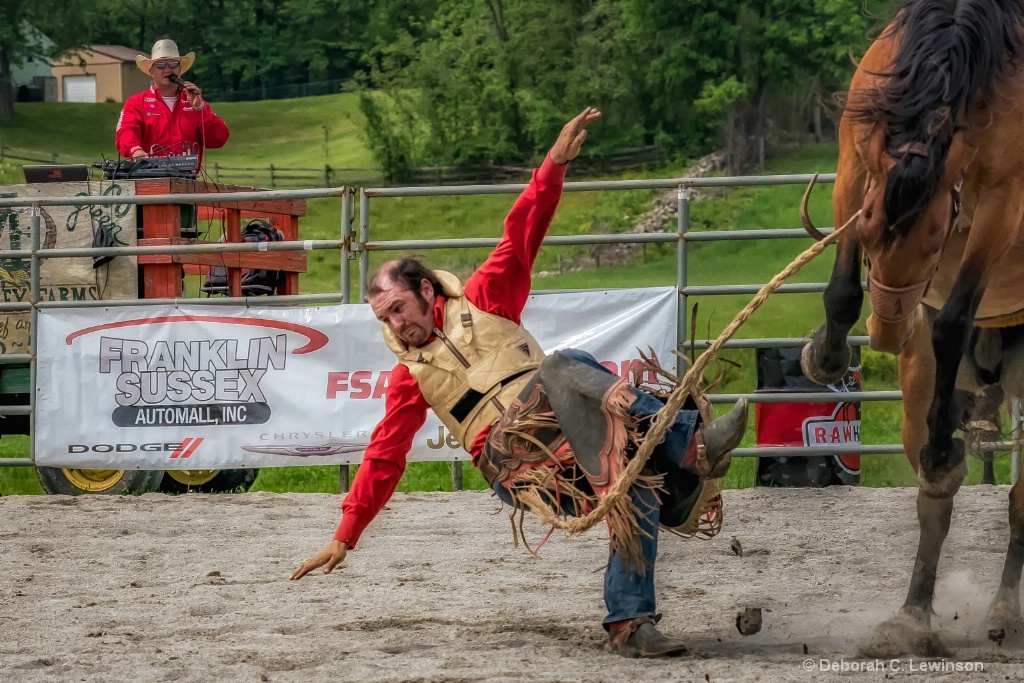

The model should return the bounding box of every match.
[36,287,677,469]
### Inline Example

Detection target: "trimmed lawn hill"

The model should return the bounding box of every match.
[0,93,374,169]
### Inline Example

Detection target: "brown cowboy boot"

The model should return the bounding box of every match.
[684,397,748,477]
[606,617,689,658]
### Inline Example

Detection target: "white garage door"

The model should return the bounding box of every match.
[63,75,96,103]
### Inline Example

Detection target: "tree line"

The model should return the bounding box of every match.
[2,1,895,177]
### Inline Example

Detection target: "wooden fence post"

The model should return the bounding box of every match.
[269,163,276,188]
[214,162,220,182]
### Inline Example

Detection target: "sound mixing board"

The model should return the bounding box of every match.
[94,155,200,180]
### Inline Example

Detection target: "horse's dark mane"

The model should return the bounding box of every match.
[848,0,1024,240]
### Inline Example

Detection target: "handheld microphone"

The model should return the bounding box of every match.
[169,74,194,91]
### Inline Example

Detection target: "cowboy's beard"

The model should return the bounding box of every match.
[398,323,430,346]
[397,294,433,346]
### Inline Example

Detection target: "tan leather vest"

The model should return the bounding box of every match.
[382,271,545,449]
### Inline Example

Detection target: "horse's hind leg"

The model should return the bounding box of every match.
[982,477,1024,644]
[860,306,957,658]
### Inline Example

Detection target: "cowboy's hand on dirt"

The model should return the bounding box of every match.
[549,107,602,165]
[290,540,347,580]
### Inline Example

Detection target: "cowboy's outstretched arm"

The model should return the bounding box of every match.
[506,107,601,264]
[501,107,602,266]
[549,107,602,165]
[467,107,601,321]
[291,365,428,580]
[503,107,598,264]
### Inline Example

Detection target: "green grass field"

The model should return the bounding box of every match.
[0,99,1017,496]
[0,94,375,169]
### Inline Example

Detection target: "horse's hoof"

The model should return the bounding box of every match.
[857,613,953,658]
[800,329,851,386]
[918,440,968,498]
[983,603,1024,646]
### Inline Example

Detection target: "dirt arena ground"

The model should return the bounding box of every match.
[2,486,1024,682]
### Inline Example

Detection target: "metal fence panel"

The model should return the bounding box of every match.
[0,172,1017,483]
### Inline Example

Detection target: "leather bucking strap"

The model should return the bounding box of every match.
[866,274,931,324]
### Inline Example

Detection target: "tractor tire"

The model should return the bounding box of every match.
[159,468,259,494]
[36,467,164,496]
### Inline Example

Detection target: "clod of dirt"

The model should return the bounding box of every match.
[207,571,221,577]
[990,627,1006,646]
[736,607,763,636]
[729,537,743,557]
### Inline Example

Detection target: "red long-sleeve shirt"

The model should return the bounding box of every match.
[334,155,568,547]
[115,84,230,164]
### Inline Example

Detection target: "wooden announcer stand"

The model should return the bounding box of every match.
[134,179,306,298]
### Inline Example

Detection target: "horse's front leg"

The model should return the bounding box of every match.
[914,275,978,496]
[802,235,862,384]
[860,305,956,658]
[802,172,864,385]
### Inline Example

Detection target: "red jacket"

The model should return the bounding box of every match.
[334,155,568,548]
[115,84,230,164]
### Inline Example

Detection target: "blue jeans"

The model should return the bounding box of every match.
[489,348,699,628]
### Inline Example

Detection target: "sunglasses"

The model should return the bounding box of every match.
[154,61,181,70]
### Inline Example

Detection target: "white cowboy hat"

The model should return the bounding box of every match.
[135,39,195,74]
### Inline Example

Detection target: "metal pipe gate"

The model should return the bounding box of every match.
[0,173,1019,486]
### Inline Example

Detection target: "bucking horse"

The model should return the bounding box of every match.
[800,0,1024,657]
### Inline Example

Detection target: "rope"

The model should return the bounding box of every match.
[521,209,863,534]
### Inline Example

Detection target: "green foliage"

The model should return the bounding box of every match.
[0,1,97,117]
[0,0,437,115]
[4,0,885,163]
[356,91,417,181]
[353,0,592,175]
[353,0,877,174]
[695,77,749,117]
